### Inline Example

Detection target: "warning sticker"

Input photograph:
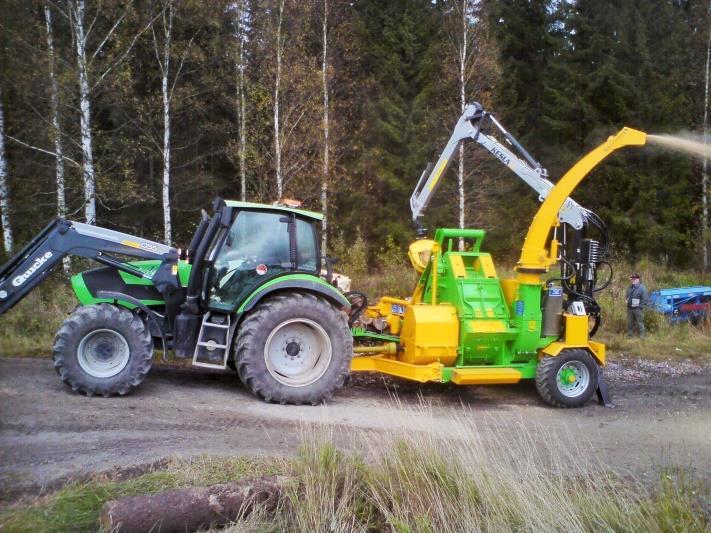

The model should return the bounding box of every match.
[256,264,268,276]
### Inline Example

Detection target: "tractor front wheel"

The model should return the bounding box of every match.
[235,292,352,405]
[535,349,598,408]
[53,304,153,396]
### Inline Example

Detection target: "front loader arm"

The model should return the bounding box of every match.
[0,218,179,316]
[410,103,589,230]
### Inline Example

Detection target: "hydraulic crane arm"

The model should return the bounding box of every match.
[0,218,179,316]
[410,102,590,230]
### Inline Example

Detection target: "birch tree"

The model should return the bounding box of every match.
[44,3,70,272]
[151,0,196,244]
[703,0,711,269]
[448,0,478,238]
[161,2,174,244]
[234,0,249,201]
[0,88,12,254]
[67,0,158,225]
[273,0,285,199]
[154,1,175,244]
[321,0,330,252]
[69,0,96,224]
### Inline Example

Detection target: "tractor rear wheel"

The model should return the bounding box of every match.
[53,304,153,397]
[235,292,352,405]
[535,349,598,408]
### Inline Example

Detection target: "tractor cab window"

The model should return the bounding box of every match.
[208,210,318,311]
[296,218,318,271]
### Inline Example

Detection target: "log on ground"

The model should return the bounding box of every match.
[100,475,285,532]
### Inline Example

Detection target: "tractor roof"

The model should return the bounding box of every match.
[225,200,323,221]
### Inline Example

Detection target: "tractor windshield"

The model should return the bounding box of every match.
[208,210,318,311]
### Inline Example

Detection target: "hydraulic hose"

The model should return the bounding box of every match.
[345,291,368,326]
[593,261,613,292]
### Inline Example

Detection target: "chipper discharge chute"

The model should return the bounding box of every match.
[350,102,646,407]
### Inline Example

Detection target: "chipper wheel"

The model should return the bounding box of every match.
[53,304,153,397]
[234,292,352,405]
[535,349,599,408]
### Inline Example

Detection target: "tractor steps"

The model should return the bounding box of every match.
[192,312,233,369]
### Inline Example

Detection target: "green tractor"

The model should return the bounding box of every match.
[0,199,353,404]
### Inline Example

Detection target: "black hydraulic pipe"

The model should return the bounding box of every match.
[187,210,210,263]
[94,254,151,279]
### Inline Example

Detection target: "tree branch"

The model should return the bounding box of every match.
[92,11,162,91]
[7,135,80,167]
[90,12,127,64]
[169,33,197,102]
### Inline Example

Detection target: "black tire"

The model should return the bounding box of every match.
[235,292,352,405]
[535,349,599,408]
[53,304,153,397]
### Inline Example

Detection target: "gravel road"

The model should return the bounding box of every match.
[0,356,709,501]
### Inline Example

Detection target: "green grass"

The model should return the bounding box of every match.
[234,420,711,532]
[594,258,710,361]
[3,422,706,532]
[0,278,77,356]
[0,456,287,533]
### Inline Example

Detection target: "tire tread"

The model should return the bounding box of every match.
[52,304,153,397]
[235,292,352,405]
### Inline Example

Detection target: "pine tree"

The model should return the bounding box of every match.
[348,0,447,251]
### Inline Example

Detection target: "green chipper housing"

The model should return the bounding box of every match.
[0,104,648,407]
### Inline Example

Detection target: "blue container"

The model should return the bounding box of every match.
[649,286,711,324]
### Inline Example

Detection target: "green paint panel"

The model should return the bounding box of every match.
[236,273,349,313]
[178,261,192,287]
[414,228,549,371]
[439,362,537,383]
[70,272,164,309]
[117,260,160,286]
[351,327,400,343]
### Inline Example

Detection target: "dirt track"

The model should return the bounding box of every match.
[0,356,709,501]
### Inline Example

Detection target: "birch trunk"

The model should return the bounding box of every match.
[0,89,13,254]
[274,0,284,199]
[45,3,70,272]
[321,0,330,253]
[71,0,96,225]
[457,0,469,251]
[236,0,247,201]
[161,2,174,245]
[703,0,711,269]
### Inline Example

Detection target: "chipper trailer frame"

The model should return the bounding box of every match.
[0,103,645,407]
[348,103,646,407]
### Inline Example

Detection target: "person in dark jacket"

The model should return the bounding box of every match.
[626,274,649,338]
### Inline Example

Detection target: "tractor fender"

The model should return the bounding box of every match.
[95,290,169,352]
[236,275,351,316]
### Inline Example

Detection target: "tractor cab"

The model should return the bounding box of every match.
[205,202,321,313]
[171,199,340,371]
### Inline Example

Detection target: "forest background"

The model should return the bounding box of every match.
[1,0,710,270]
